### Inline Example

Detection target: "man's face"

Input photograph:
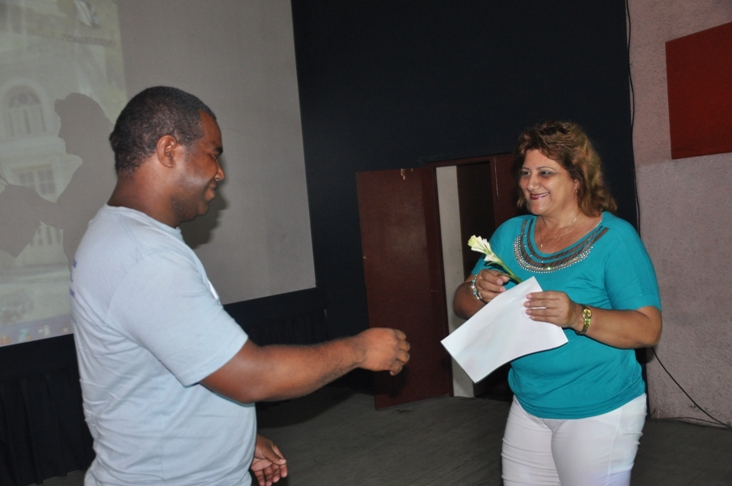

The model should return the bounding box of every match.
[171,112,225,224]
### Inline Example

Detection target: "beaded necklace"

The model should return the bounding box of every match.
[514,218,608,273]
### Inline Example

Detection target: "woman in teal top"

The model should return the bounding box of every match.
[454,121,662,486]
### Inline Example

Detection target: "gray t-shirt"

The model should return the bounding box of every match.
[71,205,253,485]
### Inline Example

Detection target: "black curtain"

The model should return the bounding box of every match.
[292,0,635,339]
[0,336,93,486]
[224,288,329,346]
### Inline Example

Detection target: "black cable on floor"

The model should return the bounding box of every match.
[650,347,732,429]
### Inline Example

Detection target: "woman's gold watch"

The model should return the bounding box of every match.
[579,304,592,335]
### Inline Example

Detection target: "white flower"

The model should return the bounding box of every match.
[467,236,500,264]
[467,235,522,283]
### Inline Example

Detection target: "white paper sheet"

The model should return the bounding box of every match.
[441,276,568,383]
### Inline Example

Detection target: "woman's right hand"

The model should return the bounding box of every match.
[474,269,511,302]
[453,269,510,319]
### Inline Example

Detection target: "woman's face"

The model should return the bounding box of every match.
[519,149,579,218]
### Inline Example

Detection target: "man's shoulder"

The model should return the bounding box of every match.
[85,206,183,253]
[74,206,192,284]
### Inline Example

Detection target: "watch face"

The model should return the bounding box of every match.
[582,308,592,318]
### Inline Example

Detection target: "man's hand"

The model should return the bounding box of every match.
[356,328,410,376]
[250,434,287,486]
[202,329,410,403]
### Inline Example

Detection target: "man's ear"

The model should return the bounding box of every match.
[155,135,183,169]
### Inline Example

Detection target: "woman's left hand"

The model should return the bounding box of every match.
[524,291,580,332]
[525,292,663,348]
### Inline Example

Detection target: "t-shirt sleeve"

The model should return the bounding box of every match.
[108,252,248,387]
[603,222,662,311]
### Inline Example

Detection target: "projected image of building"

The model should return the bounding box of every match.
[0,0,125,347]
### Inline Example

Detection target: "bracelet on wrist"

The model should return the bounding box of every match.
[470,278,487,304]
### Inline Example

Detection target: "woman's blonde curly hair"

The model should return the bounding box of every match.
[512,120,617,216]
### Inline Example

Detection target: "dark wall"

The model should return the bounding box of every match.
[291,1,636,338]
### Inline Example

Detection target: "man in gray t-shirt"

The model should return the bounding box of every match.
[71,86,410,486]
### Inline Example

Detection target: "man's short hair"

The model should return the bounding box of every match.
[109,86,217,174]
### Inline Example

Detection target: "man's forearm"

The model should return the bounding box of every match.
[201,328,408,403]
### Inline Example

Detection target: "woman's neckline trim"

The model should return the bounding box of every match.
[515,215,608,273]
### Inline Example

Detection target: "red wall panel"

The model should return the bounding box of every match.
[666,21,732,159]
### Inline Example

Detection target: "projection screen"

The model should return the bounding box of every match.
[0,0,315,347]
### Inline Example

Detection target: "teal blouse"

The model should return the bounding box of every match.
[472,212,661,419]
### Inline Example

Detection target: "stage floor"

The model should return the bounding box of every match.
[37,386,732,485]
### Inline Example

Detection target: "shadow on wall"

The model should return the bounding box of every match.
[0,92,227,344]
[0,92,228,256]
[0,93,116,266]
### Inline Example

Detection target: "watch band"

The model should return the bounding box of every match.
[579,304,592,335]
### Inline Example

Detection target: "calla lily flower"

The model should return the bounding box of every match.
[467,235,522,283]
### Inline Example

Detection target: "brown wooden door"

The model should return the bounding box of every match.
[451,153,519,278]
[356,167,453,409]
[453,154,519,397]
[425,153,519,398]
[487,153,520,230]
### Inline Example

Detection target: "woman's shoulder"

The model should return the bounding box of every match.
[597,213,652,259]
[600,212,640,238]
[492,214,532,238]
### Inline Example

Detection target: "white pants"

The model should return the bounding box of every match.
[502,394,647,486]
